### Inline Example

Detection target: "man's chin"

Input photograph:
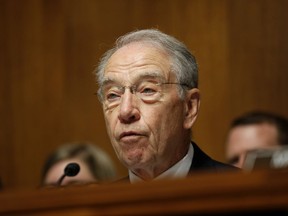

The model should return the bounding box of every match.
[122,151,146,168]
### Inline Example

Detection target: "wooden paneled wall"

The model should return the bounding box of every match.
[0,0,287,189]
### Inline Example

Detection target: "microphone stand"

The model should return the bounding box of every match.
[57,173,66,186]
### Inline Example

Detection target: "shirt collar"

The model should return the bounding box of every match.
[129,143,194,183]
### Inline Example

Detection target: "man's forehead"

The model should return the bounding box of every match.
[103,45,172,83]
[102,71,167,85]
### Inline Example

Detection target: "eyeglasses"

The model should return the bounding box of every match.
[98,81,189,109]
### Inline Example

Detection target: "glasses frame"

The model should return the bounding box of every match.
[96,81,190,107]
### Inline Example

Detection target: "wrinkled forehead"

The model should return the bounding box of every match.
[103,42,174,84]
[102,72,167,87]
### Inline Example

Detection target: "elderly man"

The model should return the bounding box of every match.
[95,29,237,182]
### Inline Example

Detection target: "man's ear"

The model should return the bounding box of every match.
[183,88,200,129]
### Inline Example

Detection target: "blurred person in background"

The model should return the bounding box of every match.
[41,141,116,187]
[225,111,288,168]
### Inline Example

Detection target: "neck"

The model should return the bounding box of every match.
[131,144,190,181]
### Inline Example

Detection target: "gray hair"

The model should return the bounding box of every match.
[95,29,198,98]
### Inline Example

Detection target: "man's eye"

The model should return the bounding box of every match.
[228,156,239,165]
[138,82,160,95]
[106,93,121,101]
[141,87,157,94]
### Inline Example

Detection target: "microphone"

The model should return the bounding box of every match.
[57,162,80,186]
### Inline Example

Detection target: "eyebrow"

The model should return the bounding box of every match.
[101,71,166,86]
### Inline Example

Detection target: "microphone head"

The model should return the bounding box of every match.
[64,163,80,177]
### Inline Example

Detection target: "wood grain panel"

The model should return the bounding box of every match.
[0,0,287,189]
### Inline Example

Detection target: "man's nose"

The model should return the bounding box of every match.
[118,90,140,124]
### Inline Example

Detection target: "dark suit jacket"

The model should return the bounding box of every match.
[115,141,238,182]
[189,141,238,173]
